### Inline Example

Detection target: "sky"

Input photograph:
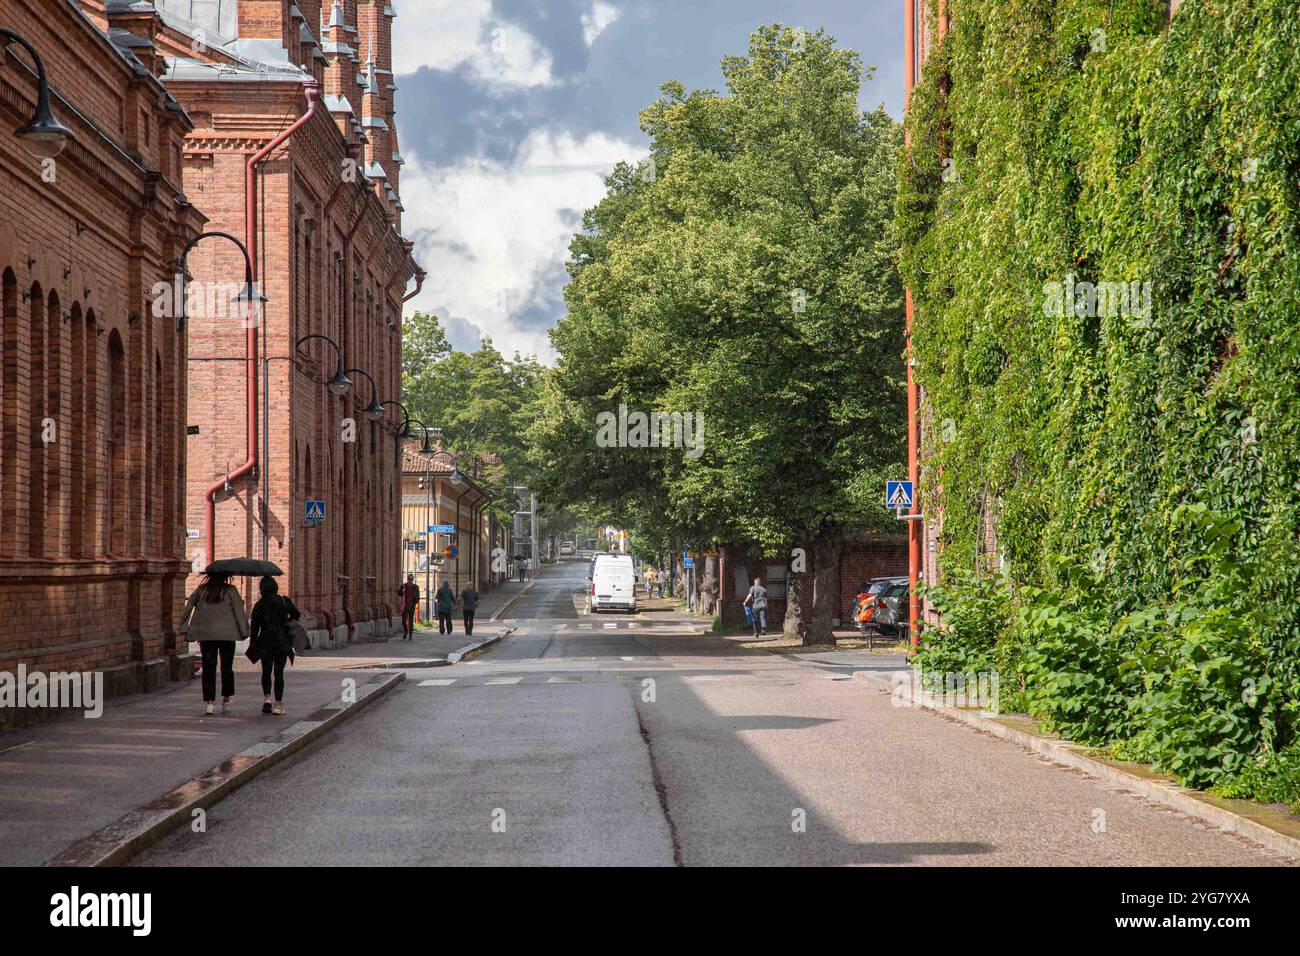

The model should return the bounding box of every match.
[392,0,907,361]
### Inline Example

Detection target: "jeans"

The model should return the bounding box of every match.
[200,641,235,702]
[402,605,416,638]
[463,609,476,636]
[751,607,767,637]
[438,611,453,634]
[260,652,287,701]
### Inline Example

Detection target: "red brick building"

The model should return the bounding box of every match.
[131,0,418,644]
[1,0,204,698]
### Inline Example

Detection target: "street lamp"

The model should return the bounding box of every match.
[296,334,350,396]
[0,29,73,159]
[380,400,413,437]
[407,418,435,455]
[344,367,386,421]
[175,230,264,332]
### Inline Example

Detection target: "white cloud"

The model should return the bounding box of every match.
[400,130,647,362]
[581,1,620,46]
[391,0,554,90]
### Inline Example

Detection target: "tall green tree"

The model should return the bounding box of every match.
[531,25,906,642]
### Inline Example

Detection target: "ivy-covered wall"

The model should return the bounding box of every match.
[897,0,1300,799]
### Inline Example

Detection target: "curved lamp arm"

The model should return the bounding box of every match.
[344,368,385,421]
[295,334,350,395]
[175,230,264,332]
[0,29,73,159]
[380,400,412,436]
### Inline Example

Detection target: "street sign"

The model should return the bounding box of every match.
[305,499,326,523]
[886,481,914,510]
[683,554,695,569]
[186,529,200,540]
[429,524,455,534]
[444,545,459,559]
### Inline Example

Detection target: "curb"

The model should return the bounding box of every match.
[850,669,1300,861]
[337,658,450,669]
[46,671,405,867]
[447,627,514,663]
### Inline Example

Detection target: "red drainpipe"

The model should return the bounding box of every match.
[904,0,921,649]
[204,81,320,565]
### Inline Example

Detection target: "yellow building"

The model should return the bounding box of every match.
[399,442,503,619]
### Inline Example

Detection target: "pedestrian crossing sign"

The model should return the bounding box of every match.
[886,481,914,510]
[305,499,326,524]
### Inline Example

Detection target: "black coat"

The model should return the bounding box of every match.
[248,595,302,664]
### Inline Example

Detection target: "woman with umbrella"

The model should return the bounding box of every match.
[179,567,249,715]
[247,575,302,716]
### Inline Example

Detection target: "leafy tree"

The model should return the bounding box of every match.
[530,25,906,642]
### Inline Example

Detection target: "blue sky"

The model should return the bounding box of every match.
[393,0,906,360]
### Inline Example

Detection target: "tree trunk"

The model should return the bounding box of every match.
[783,539,811,642]
[700,553,719,618]
[806,530,842,645]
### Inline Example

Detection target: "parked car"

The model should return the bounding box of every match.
[871,581,910,637]
[852,576,905,629]
[559,541,575,556]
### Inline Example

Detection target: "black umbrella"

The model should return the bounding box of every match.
[204,558,283,577]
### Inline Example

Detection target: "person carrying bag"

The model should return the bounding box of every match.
[248,575,302,716]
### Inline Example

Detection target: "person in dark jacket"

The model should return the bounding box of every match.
[460,581,480,636]
[435,581,456,635]
[248,575,301,715]
[397,573,419,639]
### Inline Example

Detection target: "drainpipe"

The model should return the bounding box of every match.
[904,0,920,649]
[204,80,320,565]
[403,268,426,303]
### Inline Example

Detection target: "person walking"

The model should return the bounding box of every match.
[643,566,656,599]
[460,581,480,636]
[397,573,419,640]
[744,577,769,638]
[179,571,248,715]
[435,580,456,635]
[657,568,668,599]
[248,575,301,716]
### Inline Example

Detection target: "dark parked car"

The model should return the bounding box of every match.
[871,581,910,637]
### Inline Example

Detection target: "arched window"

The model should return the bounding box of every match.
[69,303,85,557]
[106,329,126,556]
[46,290,62,557]
[28,284,45,556]
[0,269,18,557]
[83,310,98,557]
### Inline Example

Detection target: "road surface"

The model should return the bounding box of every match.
[135,561,1291,866]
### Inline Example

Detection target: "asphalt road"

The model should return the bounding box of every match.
[134,561,1292,866]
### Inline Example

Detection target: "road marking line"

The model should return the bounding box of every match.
[486,677,522,685]
[621,656,634,661]
[418,679,456,686]
[547,676,580,683]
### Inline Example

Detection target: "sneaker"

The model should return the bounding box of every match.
[221,696,232,713]
[204,703,215,716]
[262,700,273,715]
[272,702,285,716]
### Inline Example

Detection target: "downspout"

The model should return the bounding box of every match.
[204,80,320,565]
[904,0,920,649]
[403,268,426,303]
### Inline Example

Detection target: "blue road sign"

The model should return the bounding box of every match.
[305,499,326,522]
[886,481,914,510]
[429,524,455,534]
[683,551,695,569]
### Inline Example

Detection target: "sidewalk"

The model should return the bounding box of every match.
[0,665,400,866]
[294,574,537,669]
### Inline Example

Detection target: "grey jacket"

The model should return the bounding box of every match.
[180,584,249,642]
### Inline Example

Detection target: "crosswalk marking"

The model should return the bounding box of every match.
[485,677,522,685]
[418,678,456,686]
[547,676,580,683]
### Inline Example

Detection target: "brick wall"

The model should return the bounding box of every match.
[0,0,203,678]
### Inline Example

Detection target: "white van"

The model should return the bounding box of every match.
[590,554,636,613]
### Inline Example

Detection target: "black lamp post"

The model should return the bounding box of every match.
[344,367,386,421]
[1,28,73,159]
[407,418,436,455]
[175,230,264,332]
[380,400,413,437]
[295,334,350,395]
